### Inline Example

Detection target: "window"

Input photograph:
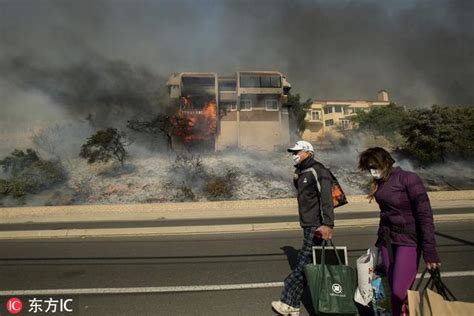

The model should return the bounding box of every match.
[269,75,281,87]
[259,75,281,88]
[343,107,349,115]
[219,80,236,91]
[260,76,271,87]
[311,111,320,121]
[221,101,237,111]
[240,75,260,88]
[240,75,282,88]
[265,99,279,111]
[240,99,252,111]
[325,119,334,126]
[182,77,215,95]
[335,106,343,113]
[340,119,350,130]
[324,106,333,114]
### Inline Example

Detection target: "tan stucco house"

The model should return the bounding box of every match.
[303,90,390,141]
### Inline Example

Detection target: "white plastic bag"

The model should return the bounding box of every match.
[354,247,377,306]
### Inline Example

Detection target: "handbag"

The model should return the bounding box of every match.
[304,240,358,314]
[408,268,474,316]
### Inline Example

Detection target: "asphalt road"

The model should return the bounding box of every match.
[0,207,472,231]
[0,221,473,315]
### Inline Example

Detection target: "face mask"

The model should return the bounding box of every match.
[370,168,382,179]
[292,154,301,164]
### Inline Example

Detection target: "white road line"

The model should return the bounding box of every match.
[1,271,473,296]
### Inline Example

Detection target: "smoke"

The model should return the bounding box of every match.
[1,0,473,108]
[0,56,166,128]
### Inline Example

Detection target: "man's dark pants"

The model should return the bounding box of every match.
[280,226,322,308]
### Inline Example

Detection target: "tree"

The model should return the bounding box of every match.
[80,128,128,166]
[285,93,312,139]
[127,113,191,151]
[353,103,408,141]
[400,106,474,164]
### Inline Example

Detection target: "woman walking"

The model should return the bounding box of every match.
[358,147,441,316]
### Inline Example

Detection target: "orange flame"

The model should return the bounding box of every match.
[173,98,217,142]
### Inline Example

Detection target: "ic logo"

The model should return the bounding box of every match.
[6,297,23,314]
[332,283,343,294]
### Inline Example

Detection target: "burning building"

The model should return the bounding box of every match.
[166,71,292,151]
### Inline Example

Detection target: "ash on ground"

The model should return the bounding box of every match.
[1,143,472,207]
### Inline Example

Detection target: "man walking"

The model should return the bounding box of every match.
[272,140,335,315]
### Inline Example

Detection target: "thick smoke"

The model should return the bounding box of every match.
[0,56,166,128]
[1,0,473,108]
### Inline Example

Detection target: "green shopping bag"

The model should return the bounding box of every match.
[304,240,358,314]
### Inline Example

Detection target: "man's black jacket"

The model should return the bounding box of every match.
[294,157,334,227]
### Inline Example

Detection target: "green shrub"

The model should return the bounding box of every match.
[0,148,40,176]
[0,149,67,198]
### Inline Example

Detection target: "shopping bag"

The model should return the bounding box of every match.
[408,268,436,316]
[425,288,474,315]
[371,274,392,315]
[304,240,358,314]
[407,289,421,315]
[370,247,391,315]
[354,247,377,306]
[408,268,474,316]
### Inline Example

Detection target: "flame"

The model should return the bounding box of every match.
[183,96,191,107]
[173,98,217,142]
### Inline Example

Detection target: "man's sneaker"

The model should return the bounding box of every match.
[271,301,300,315]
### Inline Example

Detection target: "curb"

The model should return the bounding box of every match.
[1,191,473,225]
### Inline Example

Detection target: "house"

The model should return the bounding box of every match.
[303,90,390,141]
[166,71,292,151]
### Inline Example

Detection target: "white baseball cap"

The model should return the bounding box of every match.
[287,140,314,153]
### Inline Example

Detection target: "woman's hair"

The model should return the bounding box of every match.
[358,147,395,201]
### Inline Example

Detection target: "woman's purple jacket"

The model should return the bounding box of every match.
[374,166,440,263]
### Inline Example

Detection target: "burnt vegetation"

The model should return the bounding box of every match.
[165,154,240,202]
[204,168,239,200]
[127,112,192,151]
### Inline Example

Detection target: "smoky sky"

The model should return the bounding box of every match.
[1,0,473,124]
